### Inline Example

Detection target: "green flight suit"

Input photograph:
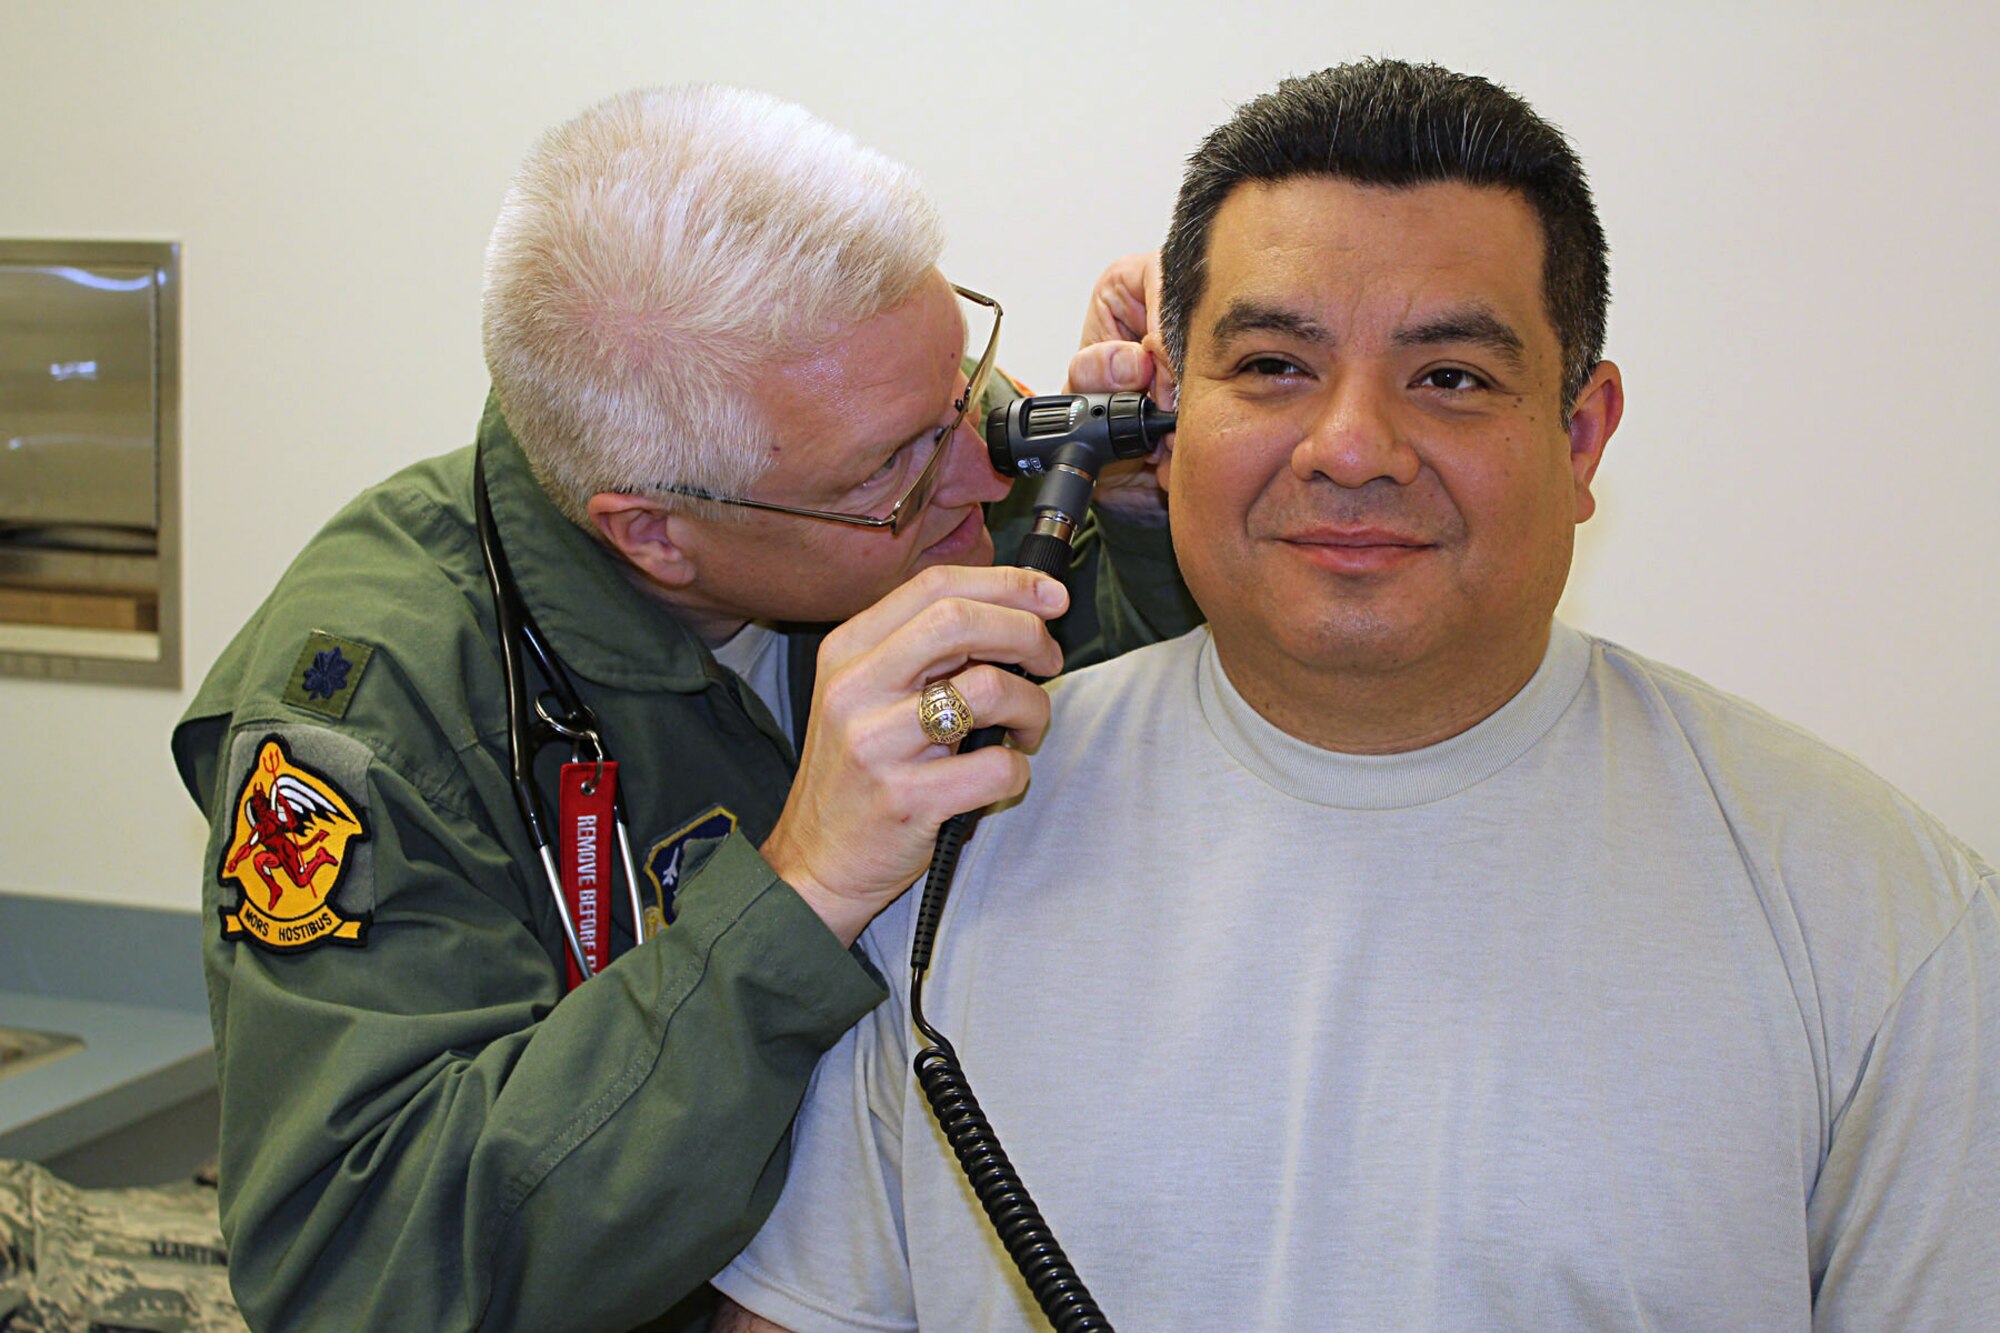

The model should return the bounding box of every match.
[170,394,1197,1331]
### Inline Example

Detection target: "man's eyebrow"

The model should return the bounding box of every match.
[1393,307,1528,368]
[1210,300,1332,348]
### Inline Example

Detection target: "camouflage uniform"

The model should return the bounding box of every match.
[0,1161,243,1333]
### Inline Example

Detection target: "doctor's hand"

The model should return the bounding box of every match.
[1077,249,1160,350]
[1069,251,1175,520]
[759,564,1066,947]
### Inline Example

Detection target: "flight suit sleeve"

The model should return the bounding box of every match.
[181,719,886,1332]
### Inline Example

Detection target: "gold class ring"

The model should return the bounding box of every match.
[918,678,975,747]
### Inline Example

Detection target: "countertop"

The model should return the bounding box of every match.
[0,892,213,1162]
[0,991,214,1160]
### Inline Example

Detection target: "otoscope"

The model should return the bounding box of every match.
[908,389,1175,1333]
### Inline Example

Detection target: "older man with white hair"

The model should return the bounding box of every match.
[172,85,1191,1331]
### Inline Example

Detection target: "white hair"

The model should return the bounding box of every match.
[481,85,946,525]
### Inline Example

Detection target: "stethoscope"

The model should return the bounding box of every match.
[474,444,644,983]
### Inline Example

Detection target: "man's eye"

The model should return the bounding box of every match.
[1243,355,1306,377]
[1418,366,1487,391]
[855,450,903,490]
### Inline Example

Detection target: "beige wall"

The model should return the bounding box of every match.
[1,0,1995,909]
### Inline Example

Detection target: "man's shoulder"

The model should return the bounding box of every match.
[1586,633,1921,802]
[1580,630,1992,901]
[1044,625,1205,717]
[280,444,483,594]
[1026,627,1205,768]
[173,446,492,804]
[195,447,485,700]
[1580,633,1996,1142]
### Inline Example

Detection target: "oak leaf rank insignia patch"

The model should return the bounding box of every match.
[218,735,372,951]
[283,631,374,720]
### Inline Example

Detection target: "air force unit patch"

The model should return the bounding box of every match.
[644,806,738,936]
[218,735,372,952]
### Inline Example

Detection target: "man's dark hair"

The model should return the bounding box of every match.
[1160,59,1609,414]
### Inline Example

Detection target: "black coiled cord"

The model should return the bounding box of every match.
[909,837,1113,1332]
[912,1040,1111,1330]
[906,526,1114,1332]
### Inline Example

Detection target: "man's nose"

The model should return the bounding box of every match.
[1292,373,1421,489]
[934,405,1013,506]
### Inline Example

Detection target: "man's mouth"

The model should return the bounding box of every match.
[1281,525,1433,573]
[920,506,987,562]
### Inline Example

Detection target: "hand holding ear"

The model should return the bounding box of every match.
[1067,251,1175,519]
[1077,250,1160,348]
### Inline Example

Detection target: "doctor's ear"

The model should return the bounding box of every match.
[586,492,699,589]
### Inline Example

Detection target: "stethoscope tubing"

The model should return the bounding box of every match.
[475,444,645,984]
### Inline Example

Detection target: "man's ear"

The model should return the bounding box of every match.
[1566,360,1623,524]
[586,492,699,589]
[1144,336,1179,409]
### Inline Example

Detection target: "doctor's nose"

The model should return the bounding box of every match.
[938,404,1013,506]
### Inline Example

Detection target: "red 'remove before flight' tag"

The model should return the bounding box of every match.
[559,760,617,992]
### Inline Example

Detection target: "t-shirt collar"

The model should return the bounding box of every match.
[1195,621,1591,809]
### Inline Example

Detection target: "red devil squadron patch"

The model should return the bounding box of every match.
[218,735,371,951]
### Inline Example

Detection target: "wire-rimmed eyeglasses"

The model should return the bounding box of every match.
[647,284,1003,536]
